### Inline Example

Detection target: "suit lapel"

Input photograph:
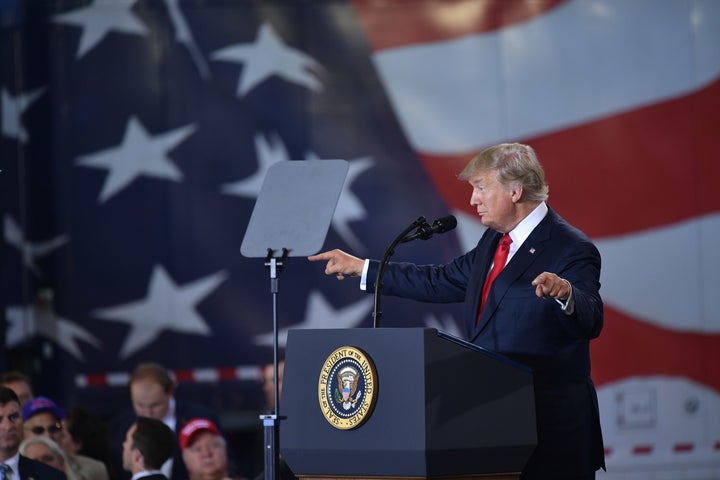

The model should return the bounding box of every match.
[470,211,555,341]
[465,231,500,338]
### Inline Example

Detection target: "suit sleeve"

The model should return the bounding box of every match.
[365,248,478,303]
[557,238,603,339]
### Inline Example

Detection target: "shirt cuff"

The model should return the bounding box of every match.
[554,279,575,315]
[360,259,370,291]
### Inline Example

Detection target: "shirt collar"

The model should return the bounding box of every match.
[162,396,176,430]
[508,202,548,257]
[4,452,20,475]
[131,469,164,480]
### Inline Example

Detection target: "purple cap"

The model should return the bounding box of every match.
[21,396,66,421]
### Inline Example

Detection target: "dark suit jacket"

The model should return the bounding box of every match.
[18,454,68,480]
[108,400,229,480]
[367,207,605,477]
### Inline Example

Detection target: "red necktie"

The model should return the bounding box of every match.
[478,233,512,321]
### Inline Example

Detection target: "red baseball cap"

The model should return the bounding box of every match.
[179,418,221,450]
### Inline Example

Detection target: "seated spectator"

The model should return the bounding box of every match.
[261,361,284,414]
[122,417,176,480]
[0,370,34,408]
[108,362,237,480]
[0,386,67,480]
[58,405,116,478]
[19,435,78,480]
[22,396,110,480]
[180,418,239,480]
[254,360,295,480]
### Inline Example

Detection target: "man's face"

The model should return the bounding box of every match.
[122,423,137,472]
[131,378,171,419]
[182,432,227,479]
[0,401,22,457]
[23,411,64,445]
[468,170,517,233]
[1,381,33,408]
[262,362,284,409]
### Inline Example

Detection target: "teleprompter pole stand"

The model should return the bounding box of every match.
[261,247,289,480]
[240,159,349,480]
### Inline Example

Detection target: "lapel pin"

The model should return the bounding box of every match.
[529,248,536,254]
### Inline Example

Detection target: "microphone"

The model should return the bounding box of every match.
[401,215,457,243]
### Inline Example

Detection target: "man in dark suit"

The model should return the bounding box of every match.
[309,143,605,479]
[122,417,176,480]
[0,386,67,480]
[108,363,233,480]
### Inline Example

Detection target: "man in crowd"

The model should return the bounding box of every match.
[109,363,235,480]
[122,417,176,480]
[180,418,236,480]
[0,386,67,479]
[0,372,33,409]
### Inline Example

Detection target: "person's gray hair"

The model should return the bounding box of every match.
[19,435,78,480]
[459,143,549,202]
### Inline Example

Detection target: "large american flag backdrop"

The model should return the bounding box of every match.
[2,0,719,476]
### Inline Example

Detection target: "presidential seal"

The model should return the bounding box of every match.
[318,346,377,430]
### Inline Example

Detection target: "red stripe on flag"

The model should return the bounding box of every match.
[419,78,720,238]
[173,369,194,383]
[351,0,568,51]
[217,367,237,380]
[83,374,108,387]
[632,445,654,455]
[673,443,695,453]
[591,306,720,393]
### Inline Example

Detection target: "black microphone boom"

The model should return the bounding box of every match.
[373,214,457,328]
[400,214,457,243]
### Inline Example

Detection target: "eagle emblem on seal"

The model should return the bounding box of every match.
[334,365,362,410]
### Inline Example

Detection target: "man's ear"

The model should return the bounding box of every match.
[132,447,145,470]
[511,184,524,203]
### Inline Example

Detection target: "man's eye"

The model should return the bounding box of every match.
[8,413,20,422]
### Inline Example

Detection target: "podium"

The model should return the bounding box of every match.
[280,328,537,480]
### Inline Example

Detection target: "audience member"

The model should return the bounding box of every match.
[0,386,67,479]
[122,417,176,480]
[108,362,236,480]
[58,405,116,478]
[0,371,34,408]
[22,396,110,480]
[254,361,295,480]
[19,435,78,480]
[260,361,284,414]
[181,418,239,480]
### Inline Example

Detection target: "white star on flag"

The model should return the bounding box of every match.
[75,116,195,203]
[1,87,45,142]
[52,0,149,59]
[92,265,228,359]
[221,132,286,197]
[211,22,324,97]
[6,305,101,361]
[305,153,374,253]
[4,215,69,276]
[253,290,373,347]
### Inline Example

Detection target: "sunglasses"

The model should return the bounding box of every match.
[26,423,63,435]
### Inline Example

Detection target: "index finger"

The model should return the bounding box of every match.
[308,251,333,262]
